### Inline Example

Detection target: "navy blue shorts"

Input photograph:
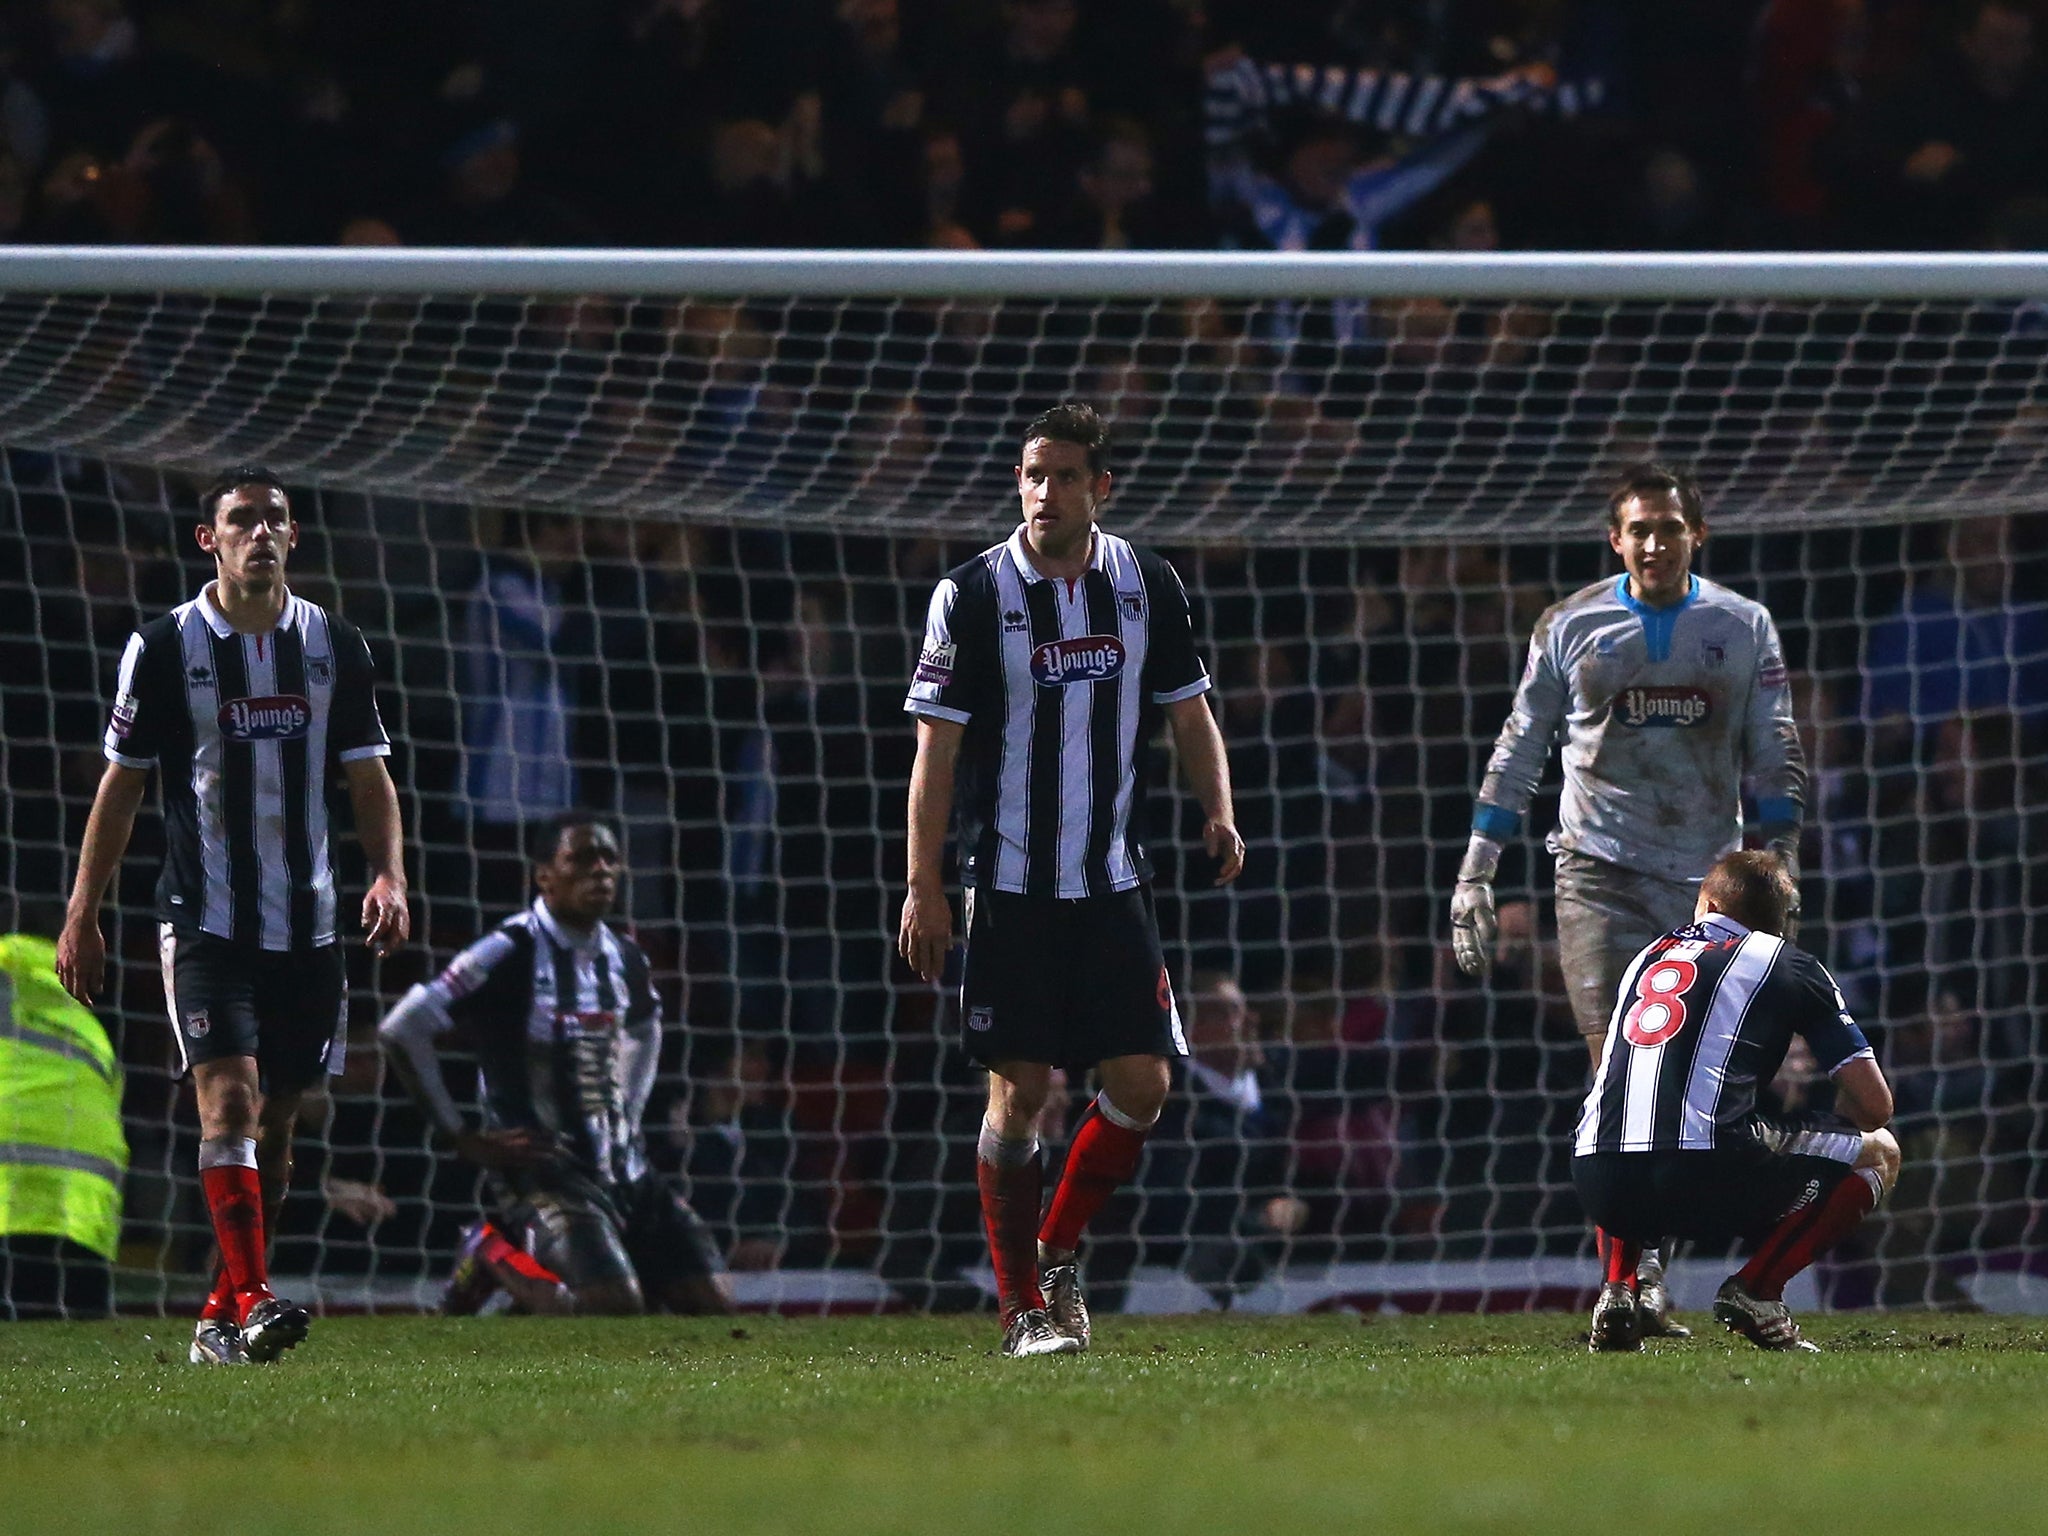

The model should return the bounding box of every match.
[1573,1120,1863,1245]
[158,925,346,1095]
[958,885,1187,1073]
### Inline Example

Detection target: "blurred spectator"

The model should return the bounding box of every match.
[1031,116,1174,250]
[1131,970,1305,1303]
[1828,0,2048,247]
[1863,513,2048,737]
[457,511,590,896]
[406,118,603,246]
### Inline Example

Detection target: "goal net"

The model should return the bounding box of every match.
[2,250,2043,1316]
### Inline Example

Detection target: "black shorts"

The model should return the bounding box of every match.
[158,924,347,1096]
[1573,1118,1864,1246]
[506,1170,723,1298]
[958,884,1187,1073]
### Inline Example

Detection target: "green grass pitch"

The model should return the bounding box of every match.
[3,1312,2046,1535]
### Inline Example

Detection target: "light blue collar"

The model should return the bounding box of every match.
[1614,573,1698,663]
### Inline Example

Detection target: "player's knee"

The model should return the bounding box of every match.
[203,1084,260,1140]
[1097,1055,1169,1126]
[1858,1127,1901,1195]
[987,1065,1051,1129]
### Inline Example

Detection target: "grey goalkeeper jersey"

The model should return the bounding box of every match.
[1473,574,1805,883]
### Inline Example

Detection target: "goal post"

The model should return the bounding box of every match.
[1,249,2043,1315]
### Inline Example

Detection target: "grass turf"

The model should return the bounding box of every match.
[2,1311,2045,1535]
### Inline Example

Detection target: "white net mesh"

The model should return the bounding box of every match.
[2,256,2044,1315]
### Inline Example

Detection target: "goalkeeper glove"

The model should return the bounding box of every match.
[1451,833,1504,978]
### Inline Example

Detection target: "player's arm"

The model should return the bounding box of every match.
[59,626,163,1004]
[1453,619,1568,977]
[1795,952,1891,1130]
[1744,609,1807,876]
[1167,694,1245,885]
[899,716,963,982]
[56,761,150,1004]
[620,976,662,1142]
[376,939,544,1169]
[344,756,410,956]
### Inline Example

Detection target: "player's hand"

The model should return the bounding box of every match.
[1204,817,1246,885]
[898,881,953,982]
[361,875,410,957]
[1451,880,1498,978]
[54,916,107,1005]
[454,1127,549,1171]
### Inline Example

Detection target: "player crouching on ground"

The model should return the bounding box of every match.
[898,403,1244,1357]
[1572,850,1899,1353]
[378,812,731,1317]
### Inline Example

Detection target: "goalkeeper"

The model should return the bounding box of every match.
[1451,461,1807,1340]
[378,812,730,1316]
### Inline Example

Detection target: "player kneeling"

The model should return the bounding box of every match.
[379,813,730,1316]
[1572,850,1898,1353]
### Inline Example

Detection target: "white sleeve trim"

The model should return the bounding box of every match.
[337,743,392,763]
[1151,677,1213,705]
[1826,1046,1877,1076]
[905,698,972,724]
[103,745,153,769]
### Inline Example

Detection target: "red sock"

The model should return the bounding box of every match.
[977,1149,1045,1322]
[1600,1228,1642,1286]
[202,1268,235,1322]
[199,1153,271,1312]
[1039,1100,1149,1255]
[1739,1172,1878,1300]
[478,1222,563,1286]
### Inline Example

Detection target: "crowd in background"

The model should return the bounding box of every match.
[3,449,2043,1307]
[10,0,2048,254]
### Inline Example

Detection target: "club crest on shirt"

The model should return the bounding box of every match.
[306,653,333,684]
[1613,686,1713,728]
[967,1006,993,1032]
[218,694,313,741]
[914,641,956,685]
[1119,591,1146,621]
[1700,641,1726,668]
[184,1009,211,1039]
[1030,634,1126,686]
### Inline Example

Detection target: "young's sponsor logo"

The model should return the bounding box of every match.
[218,694,313,740]
[555,1008,618,1037]
[1613,686,1713,728]
[914,641,957,686]
[1030,635,1126,686]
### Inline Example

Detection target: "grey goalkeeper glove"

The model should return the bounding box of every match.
[1450,833,1504,978]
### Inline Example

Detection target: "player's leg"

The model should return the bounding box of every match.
[1573,1153,1653,1352]
[1036,888,1181,1347]
[511,1180,642,1316]
[620,1176,735,1315]
[957,888,1074,1354]
[1717,1127,1900,1352]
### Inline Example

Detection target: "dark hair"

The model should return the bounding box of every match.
[1022,401,1110,475]
[1700,850,1795,935]
[1607,460,1704,532]
[527,809,619,865]
[200,464,291,522]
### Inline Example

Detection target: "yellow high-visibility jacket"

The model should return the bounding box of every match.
[0,934,128,1260]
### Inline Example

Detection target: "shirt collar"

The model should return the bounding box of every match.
[196,583,295,639]
[532,896,603,952]
[1005,525,1104,584]
[1613,572,1699,618]
[1699,910,1752,941]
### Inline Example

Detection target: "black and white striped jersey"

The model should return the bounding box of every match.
[103,587,390,951]
[905,527,1211,898]
[407,899,662,1188]
[1574,912,1873,1156]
